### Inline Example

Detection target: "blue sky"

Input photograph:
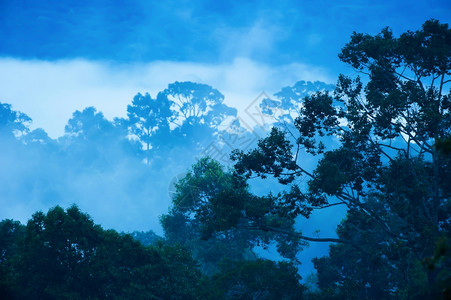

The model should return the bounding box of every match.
[2,0,450,69]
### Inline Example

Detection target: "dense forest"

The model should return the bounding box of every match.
[1,20,450,299]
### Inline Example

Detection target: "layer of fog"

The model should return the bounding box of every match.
[0,57,332,139]
[0,61,341,278]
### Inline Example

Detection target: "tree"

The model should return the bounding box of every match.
[1,206,204,299]
[21,128,56,147]
[0,102,31,140]
[62,107,139,168]
[161,81,236,128]
[208,259,305,299]
[1,206,308,299]
[125,92,172,164]
[260,80,335,132]
[128,230,163,246]
[124,82,238,167]
[161,157,304,276]
[172,20,450,298]
[0,219,25,298]
[158,81,237,147]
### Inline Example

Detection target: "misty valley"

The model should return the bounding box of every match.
[1,20,450,299]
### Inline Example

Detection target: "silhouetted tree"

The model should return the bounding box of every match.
[159,81,237,148]
[171,20,450,299]
[0,102,31,140]
[126,92,172,164]
[61,107,139,169]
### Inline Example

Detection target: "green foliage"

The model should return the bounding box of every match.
[178,19,451,299]
[307,19,450,299]
[162,157,304,272]
[0,206,203,299]
[422,237,451,298]
[232,127,299,184]
[208,259,305,299]
[171,157,249,236]
[436,137,451,156]
[161,158,266,274]
[0,219,25,298]
[1,206,307,299]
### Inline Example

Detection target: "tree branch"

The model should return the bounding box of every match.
[258,224,368,254]
[313,202,347,209]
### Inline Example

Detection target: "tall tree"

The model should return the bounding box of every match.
[158,81,237,147]
[124,82,238,167]
[172,20,451,298]
[162,157,304,269]
[260,80,335,132]
[126,92,172,164]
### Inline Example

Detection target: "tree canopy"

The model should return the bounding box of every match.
[167,19,451,299]
[0,206,203,299]
[0,19,450,300]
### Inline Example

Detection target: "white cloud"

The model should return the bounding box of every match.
[0,57,333,138]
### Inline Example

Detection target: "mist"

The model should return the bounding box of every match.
[0,57,332,139]
[0,79,339,280]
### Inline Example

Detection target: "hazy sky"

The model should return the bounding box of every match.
[1,0,450,137]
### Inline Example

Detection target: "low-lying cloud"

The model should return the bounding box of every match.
[0,57,332,138]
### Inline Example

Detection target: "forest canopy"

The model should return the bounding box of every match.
[0,19,450,299]
[164,19,451,299]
